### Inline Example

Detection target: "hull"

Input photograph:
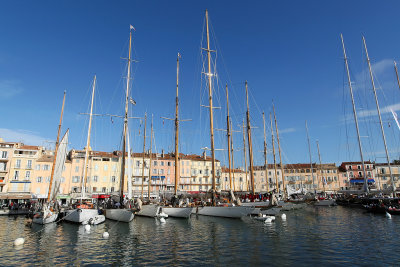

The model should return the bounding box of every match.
[82,215,106,225]
[194,206,251,218]
[32,212,58,225]
[136,204,160,217]
[105,209,135,222]
[64,209,99,223]
[162,207,192,218]
[314,199,336,206]
[241,201,270,207]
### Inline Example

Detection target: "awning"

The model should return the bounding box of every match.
[91,194,110,199]
[0,194,32,199]
[350,179,375,184]
[56,195,71,199]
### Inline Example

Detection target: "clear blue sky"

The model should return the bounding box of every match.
[1,1,400,167]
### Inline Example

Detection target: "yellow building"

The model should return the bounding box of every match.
[31,153,73,200]
[6,144,45,199]
[0,138,19,194]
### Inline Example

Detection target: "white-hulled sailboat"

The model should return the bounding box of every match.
[65,76,103,224]
[33,93,69,224]
[194,10,251,219]
[104,25,136,222]
[162,53,193,219]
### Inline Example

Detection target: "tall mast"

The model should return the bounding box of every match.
[230,120,236,191]
[147,115,153,202]
[242,119,248,191]
[245,82,255,195]
[395,61,400,90]
[141,113,147,200]
[340,34,368,193]
[81,75,96,198]
[226,84,233,190]
[305,121,315,193]
[273,104,286,197]
[270,113,279,193]
[120,27,134,204]
[47,91,66,202]
[363,36,395,197]
[205,10,217,201]
[174,53,181,196]
[263,112,269,192]
[316,140,324,192]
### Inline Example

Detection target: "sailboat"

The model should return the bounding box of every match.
[64,76,103,224]
[162,53,193,219]
[104,25,136,222]
[194,10,251,218]
[33,93,69,224]
[135,115,164,218]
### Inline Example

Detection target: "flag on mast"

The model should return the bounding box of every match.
[130,25,136,31]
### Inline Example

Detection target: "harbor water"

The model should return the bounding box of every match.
[1,206,399,266]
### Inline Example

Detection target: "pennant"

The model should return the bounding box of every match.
[130,25,136,31]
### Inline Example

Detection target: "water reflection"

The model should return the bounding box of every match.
[1,207,400,265]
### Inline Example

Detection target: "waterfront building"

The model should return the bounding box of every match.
[31,153,72,200]
[374,163,400,191]
[338,161,375,191]
[253,164,282,193]
[0,138,19,194]
[221,167,248,192]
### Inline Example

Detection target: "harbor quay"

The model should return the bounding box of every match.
[1,137,399,204]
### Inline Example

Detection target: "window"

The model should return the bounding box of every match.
[136,161,140,167]
[199,170,202,175]
[112,176,116,183]
[14,170,19,180]
[239,177,243,182]
[43,165,49,171]
[61,177,65,183]
[357,165,361,170]
[1,151,7,159]
[104,165,108,171]
[75,166,79,172]
[154,161,158,166]
[93,176,98,182]
[27,160,32,169]
[93,187,97,192]
[225,177,228,182]
[36,177,42,183]
[72,187,78,192]
[111,187,114,192]
[160,169,164,175]
[35,164,40,170]
[161,161,164,166]
[16,159,21,168]
[46,177,50,183]
[102,187,106,193]
[25,171,30,179]
[167,169,171,175]
[95,165,99,171]
[72,176,80,183]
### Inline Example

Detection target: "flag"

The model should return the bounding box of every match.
[130,25,136,31]
[178,52,181,58]
[391,109,400,131]
[130,97,136,105]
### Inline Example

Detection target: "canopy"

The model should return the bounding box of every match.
[350,179,375,184]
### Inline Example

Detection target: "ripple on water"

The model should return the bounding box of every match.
[1,207,400,265]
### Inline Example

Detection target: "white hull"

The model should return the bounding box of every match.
[241,201,270,207]
[162,207,192,218]
[82,215,105,225]
[105,209,135,222]
[32,212,58,224]
[136,204,160,217]
[64,209,99,223]
[194,206,251,218]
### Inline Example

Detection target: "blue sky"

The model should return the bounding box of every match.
[1,1,400,167]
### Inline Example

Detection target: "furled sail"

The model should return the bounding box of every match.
[50,129,69,201]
